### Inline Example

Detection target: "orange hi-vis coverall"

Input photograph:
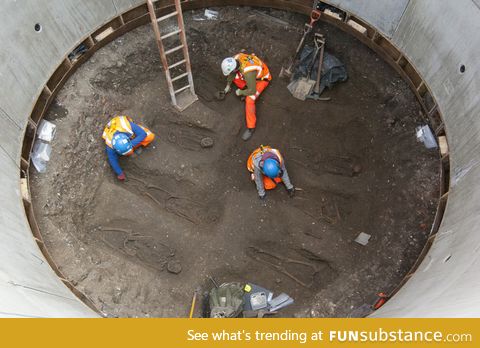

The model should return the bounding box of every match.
[232,53,271,129]
[247,146,294,197]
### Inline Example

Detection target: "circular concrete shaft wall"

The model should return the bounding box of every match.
[0,0,478,317]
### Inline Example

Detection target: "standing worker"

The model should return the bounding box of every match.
[102,115,155,181]
[247,145,295,200]
[221,53,272,141]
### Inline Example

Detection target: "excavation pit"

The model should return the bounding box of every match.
[29,7,440,317]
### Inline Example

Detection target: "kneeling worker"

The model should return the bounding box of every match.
[247,145,295,199]
[221,52,271,141]
[102,115,155,181]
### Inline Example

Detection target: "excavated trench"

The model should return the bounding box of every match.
[27,6,442,317]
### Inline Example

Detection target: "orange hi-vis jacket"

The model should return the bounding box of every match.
[234,53,272,81]
[102,116,134,148]
[247,146,284,173]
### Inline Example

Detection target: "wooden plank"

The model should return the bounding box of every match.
[439,136,448,156]
[20,178,30,203]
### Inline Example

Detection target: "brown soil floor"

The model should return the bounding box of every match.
[30,7,440,318]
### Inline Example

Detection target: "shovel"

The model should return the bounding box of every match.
[279,10,321,79]
[287,33,324,100]
[306,35,331,101]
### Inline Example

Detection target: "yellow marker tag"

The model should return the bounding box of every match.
[244,284,252,292]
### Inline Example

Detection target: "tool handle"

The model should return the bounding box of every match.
[285,24,311,73]
[309,9,321,26]
[189,292,197,318]
[282,10,321,76]
[306,42,322,76]
[314,42,325,94]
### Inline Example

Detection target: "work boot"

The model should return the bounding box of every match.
[242,128,255,141]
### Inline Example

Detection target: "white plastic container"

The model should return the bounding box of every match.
[31,140,52,173]
[204,9,219,20]
[416,125,438,149]
[37,119,57,142]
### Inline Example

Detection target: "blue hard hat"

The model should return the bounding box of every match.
[112,132,133,155]
[263,158,280,178]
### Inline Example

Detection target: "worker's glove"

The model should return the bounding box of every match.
[287,187,295,198]
[117,172,126,181]
[224,84,231,94]
[235,88,243,97]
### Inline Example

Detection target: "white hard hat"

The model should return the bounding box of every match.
[221,57,237,76]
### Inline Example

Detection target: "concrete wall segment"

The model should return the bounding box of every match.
[0,148,97,317]
[0,282,95,318]
[391,0,480,168]
[114,0,145,12]
[323,0,410,38]
[0,148,93,306]
[0,0,120,124]
[370,0,480,317]
[0,108,22,160]
[0,150,25,232]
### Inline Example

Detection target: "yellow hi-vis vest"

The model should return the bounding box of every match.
[102,116,134,148]
[234,53,271,81]
[247,146,283,173]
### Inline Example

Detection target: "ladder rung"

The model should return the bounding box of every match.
[174,85,190,94]
[161,29,181,40]
[171,72,189,82]
[165,44,184,55]
[157,11,178,22]
[168,59,186,69]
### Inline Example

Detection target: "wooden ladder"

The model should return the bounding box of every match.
[147,0,197,111]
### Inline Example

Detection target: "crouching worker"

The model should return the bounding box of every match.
[102,115,155,181]
[221,52,271,141]
[247,145,295,200]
